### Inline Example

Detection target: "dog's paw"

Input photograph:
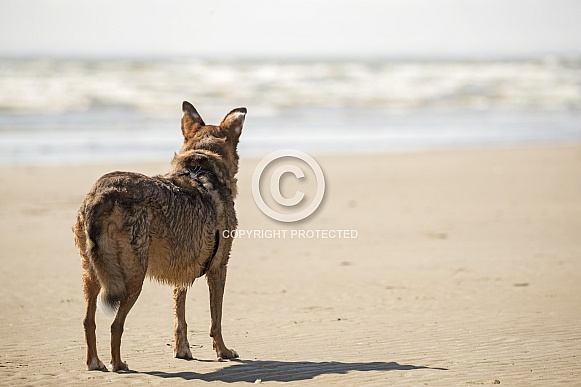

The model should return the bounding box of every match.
[111,361,129,372]
[174,347,194,360]
[87,358,108,371]
[217,348,239,361]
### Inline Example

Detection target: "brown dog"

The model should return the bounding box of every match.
[73,102,245,371]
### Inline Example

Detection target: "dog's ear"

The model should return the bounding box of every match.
[181,101,205,139]
[220,107,247,140]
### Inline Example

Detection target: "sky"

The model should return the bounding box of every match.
[0,0,580,59]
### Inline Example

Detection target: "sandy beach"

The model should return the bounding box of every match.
[0,143,580,386]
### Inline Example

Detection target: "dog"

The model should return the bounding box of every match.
[73,102,246,371]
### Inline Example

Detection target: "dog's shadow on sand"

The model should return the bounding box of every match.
[144,359,447,383]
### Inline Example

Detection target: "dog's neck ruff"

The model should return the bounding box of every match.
[177,166,214,188]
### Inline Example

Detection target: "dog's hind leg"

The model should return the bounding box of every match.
[108,212,149,371]
[109,285,141,372]
[173,286,193,359]
[207,267,238,360]
[83,269,107,371]
[109,253,145,372]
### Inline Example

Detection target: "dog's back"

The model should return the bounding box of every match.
[74,169,220,312]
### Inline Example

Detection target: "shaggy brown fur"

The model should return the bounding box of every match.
[73,102,246,371]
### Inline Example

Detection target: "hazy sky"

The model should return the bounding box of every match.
[1,0,580,59]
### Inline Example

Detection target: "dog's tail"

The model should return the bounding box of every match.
[83,200,128,317]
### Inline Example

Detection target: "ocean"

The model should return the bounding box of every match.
[1,57,580,164]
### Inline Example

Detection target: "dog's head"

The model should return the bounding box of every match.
[176,101,246,177]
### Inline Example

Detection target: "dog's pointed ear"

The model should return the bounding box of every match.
[221,107,247,140]
[181,101,205,139]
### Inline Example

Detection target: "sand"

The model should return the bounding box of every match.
[0,143,580,386]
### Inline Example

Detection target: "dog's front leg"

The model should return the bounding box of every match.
[207,266,238,360]
[173,286,193,359]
